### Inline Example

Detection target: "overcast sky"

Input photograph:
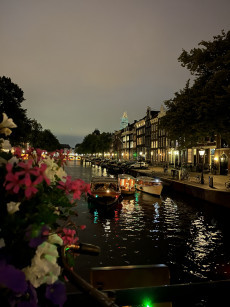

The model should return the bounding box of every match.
[1,0,230,147]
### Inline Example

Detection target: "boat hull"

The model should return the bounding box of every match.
[87,193,121,207]
[135,183,163,196]
[120,188,136,195]
[135,176,163,196]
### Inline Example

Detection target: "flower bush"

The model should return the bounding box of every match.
[0,114,91,306]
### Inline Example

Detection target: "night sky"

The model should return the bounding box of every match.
[1,0,230,147]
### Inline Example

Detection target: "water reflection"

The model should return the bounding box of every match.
[185,215,224,279]
[65,161,230,285]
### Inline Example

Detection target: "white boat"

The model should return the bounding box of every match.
[135,176,163,196]
[87,176,122,208]
[118,174,136,195]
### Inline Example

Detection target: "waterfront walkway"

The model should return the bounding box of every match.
[138,166,229,192]
[134,166,230,208]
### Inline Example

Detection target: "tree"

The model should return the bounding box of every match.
[39,129,60,152]
[92,129,100,136]
[78,133,99,154]
[0,76,31,146]
[75,131,112,155]
[28,119,43,148]
[97,132,112,154]
[160,30,230,147]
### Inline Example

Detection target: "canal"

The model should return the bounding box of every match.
[65,161,230,304]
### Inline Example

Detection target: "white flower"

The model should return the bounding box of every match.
[0,238,5,248]
[23,241,61,288]
[56,166,67,181]
[54,207,60,215]
[0,139,12,151]
[41,156,67,183]
[7,202,21,214]
[47,233,63,246]
[0,113,17,136]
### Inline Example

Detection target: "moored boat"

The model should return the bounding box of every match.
[118,174,136,195]
[135,176,163,196]
[87,176,122,208]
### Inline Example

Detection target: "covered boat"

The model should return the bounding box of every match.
[135,176,163,196]
[118,174,136,195]
[88,176,122,208]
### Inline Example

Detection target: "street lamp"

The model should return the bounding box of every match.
[199,148,205,184]
[174,150,179,168]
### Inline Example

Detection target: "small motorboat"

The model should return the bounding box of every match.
[135,176,163,196]
[118,174,136,195]
[87,176,122,208]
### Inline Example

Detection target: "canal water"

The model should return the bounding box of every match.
[65,161,230,302]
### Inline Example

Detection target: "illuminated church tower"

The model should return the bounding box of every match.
[120,111,128,129]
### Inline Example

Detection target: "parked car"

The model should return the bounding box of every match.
[128,162,149,169]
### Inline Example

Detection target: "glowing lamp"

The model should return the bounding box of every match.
[142,298,153,307]
[199,149,205,156]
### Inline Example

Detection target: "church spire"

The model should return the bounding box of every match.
[120,111,128,129]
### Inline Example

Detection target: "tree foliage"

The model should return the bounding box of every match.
[75,130,112,155]
[39,129,61,152]
[28,120,60,151]
[0,76,61,151]
[160,30,230,147]
[0,76,31,146]
[28,119,43,148]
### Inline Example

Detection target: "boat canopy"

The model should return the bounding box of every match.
[91,177,120,191]
[118,174,135,180]
[91,176,118,184]
[136,176,162,182]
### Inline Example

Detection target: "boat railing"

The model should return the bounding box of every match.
[61,244,230,306]
[61,244,119,307]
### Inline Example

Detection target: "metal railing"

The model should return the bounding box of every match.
[62,244,230,306]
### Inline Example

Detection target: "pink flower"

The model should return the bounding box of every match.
[57,176,91,201]
[26,147,35,156]
[71,179,87,200]
[72,179,91,199]
[4,163,22,194]
[33,163,50,186]
[59,228,79,245]
[57,176,72,194]
[79,225,86,230]
[34,148,44,163]
[83,183,91,195]
[17,160,38,187]
[4,172,22,194]
[24,181,38,199]
[5,162,13,173]
[53,150,67,166]
[13,147,22,158]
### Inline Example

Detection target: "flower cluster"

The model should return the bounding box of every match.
[0,114,91,306]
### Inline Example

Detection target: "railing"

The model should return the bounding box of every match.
[62,244,230,306]
[61,244,119,307]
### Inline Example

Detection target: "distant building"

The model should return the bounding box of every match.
[120,112,128,130]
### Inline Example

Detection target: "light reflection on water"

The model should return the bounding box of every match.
[65,161,230,285]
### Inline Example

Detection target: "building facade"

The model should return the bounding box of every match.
[111,106,230,175]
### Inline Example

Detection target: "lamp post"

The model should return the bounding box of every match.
[174,150,179,168]
[139,152,142,161]
[199,149,205,184]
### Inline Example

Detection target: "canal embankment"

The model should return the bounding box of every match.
[129,166,230,208]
